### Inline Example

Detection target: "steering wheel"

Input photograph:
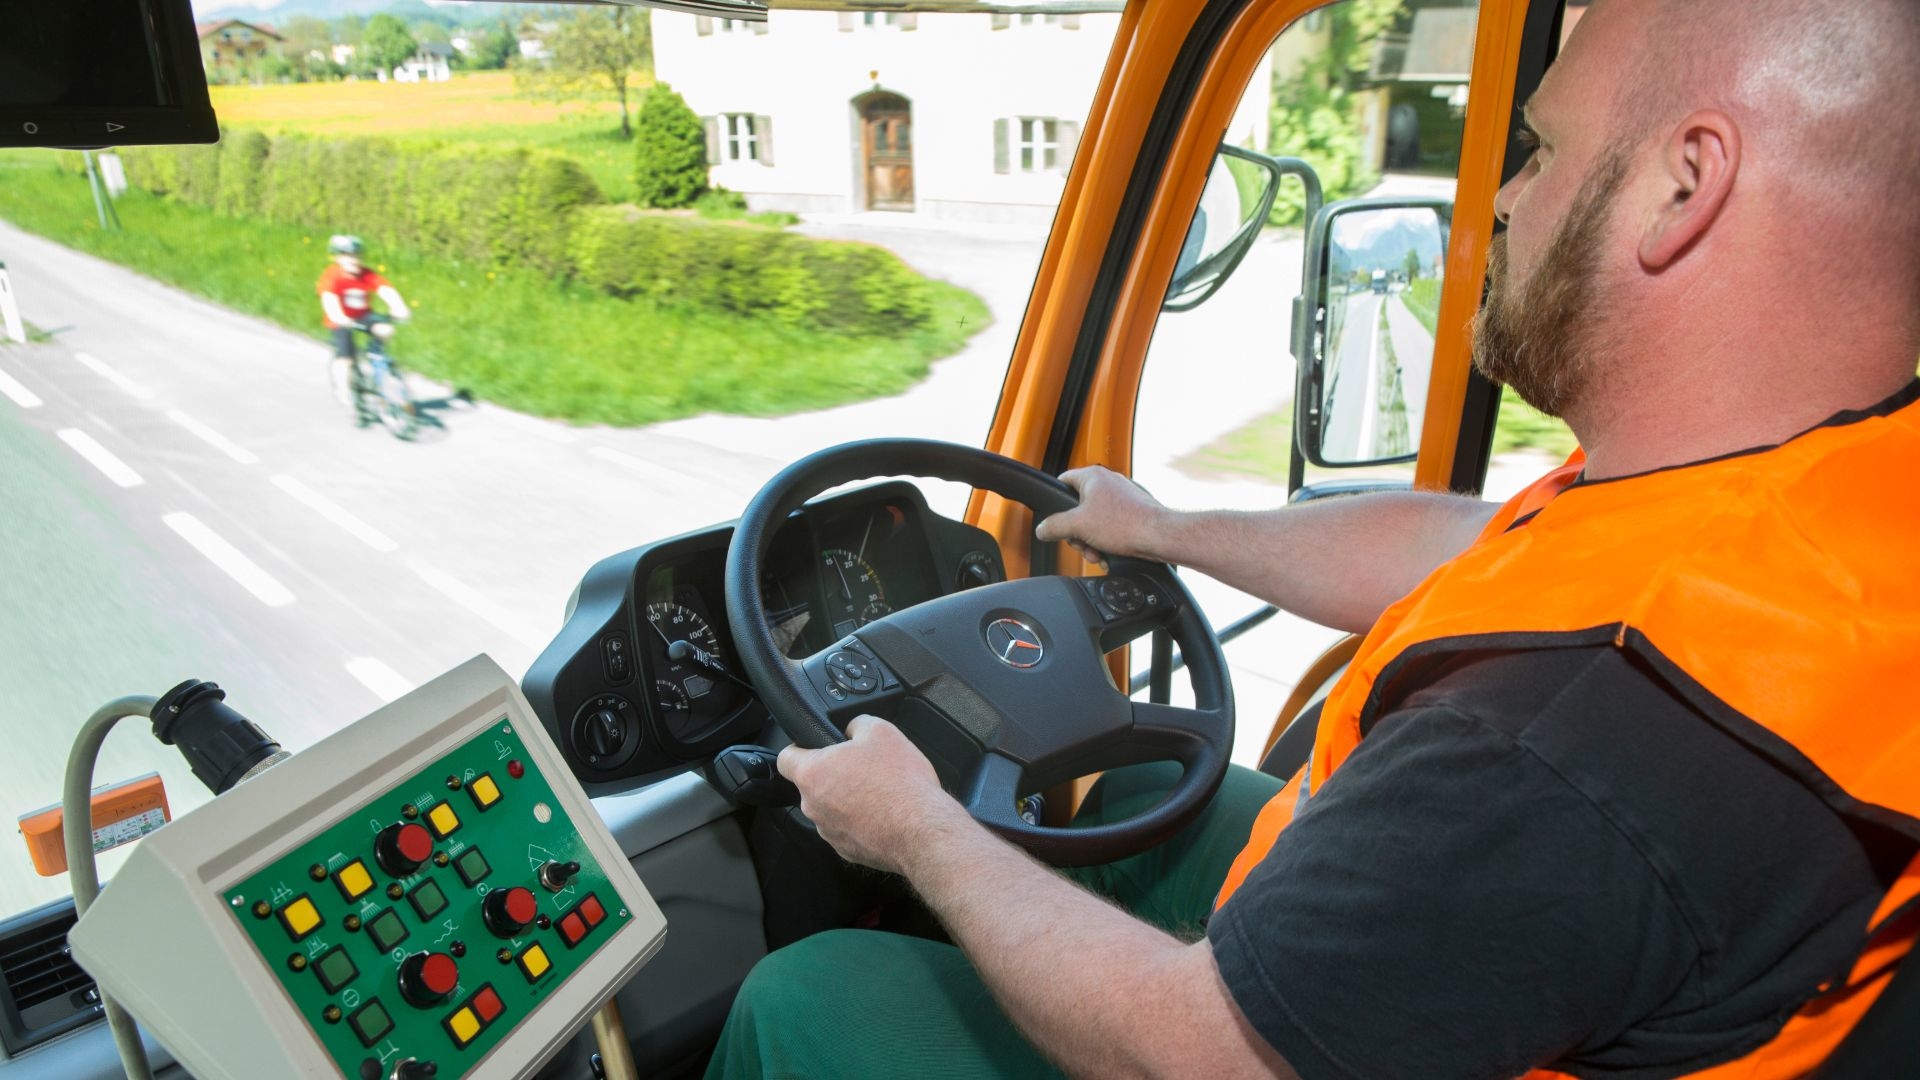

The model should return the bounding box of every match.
[724,439,1233,866]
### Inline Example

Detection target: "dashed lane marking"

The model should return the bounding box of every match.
[161,512,296,608]
[73,352,155,401]
[345,658,414,703]
[166,409,261,465]
[0,365,42,408]
[271,474,399,553]
[407,559,546,650]
[56,428,144,487]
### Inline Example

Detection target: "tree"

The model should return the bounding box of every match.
[281,15,333,80]
[1266,0,1403,224]
[518,9,652,138]
[633,83,708,208]
[362,14,418,76]
[468,19,516,70]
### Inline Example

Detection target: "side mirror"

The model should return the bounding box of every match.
[1163,145,1322,312]
[1292,198,1452,468]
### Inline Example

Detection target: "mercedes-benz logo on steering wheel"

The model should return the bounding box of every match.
[986,618,1045,669]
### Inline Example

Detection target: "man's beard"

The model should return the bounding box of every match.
[1471,148,1631,418]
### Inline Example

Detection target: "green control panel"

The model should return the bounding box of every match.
[222,717,632,1080]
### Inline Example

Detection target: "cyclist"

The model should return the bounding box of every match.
[316,235,411,405]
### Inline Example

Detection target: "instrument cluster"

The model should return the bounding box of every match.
[522,482,1008,789]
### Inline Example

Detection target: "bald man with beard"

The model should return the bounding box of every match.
[704,1,1920,1077]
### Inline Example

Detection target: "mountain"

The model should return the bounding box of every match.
[193,0,511,26]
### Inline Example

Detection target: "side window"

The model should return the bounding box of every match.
[1129,0,1488,763]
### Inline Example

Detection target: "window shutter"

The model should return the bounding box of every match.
[993,118,1010,175]
[837,12,855,31]
[704,117,722,163]
[991,13,1010,30]
[752,18,768,35]
[755,116,774,166]
[899,12,918,30]
[1062,13,1081,29]
[1058,120,1081,172]
[695,15,713,35]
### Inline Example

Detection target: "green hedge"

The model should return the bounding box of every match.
[571,207,933,335]
[115,130,935,335]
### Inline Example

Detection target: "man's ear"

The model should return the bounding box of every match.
[1640,110,1741,269]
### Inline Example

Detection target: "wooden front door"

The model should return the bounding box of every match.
[861,97,914,211]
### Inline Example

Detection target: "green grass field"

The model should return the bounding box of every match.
[211,73,651,203]
[0,153,987,426]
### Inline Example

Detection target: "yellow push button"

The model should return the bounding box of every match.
[334,859,374,902]
[279,896,322,941]
[427,802,461,839]
[445,1006,482,1048]
[517,943,551,982]
[468,774,501,811]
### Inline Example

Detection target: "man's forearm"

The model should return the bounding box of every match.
[902,809,1288,1079]
[1150,492,1498,633]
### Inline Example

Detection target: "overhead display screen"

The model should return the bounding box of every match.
[0,0,218,148]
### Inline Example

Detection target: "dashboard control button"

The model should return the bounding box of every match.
[398,951,460,1007]
[408,879,448,920]
[1098,577,1148,616]
[314,945,359,994]
[467,773,501,810]
[601,633,633,683]
[483,886,538,937]
[579,894,606,927]
[376,822,434,877]
[425,802,461,839]
[335,859,375,902]
[454,847,491,887]
[517,943,553,982]
[278,895,322,941]
[957,551,1001,590]
[347,999,394,1047]
[557,911,587,947]
[366,908,410,952]
[471,985,504,1024]
[444,1005,481,1047]
[538,859,581,891]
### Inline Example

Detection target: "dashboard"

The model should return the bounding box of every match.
[522,482,1007,788]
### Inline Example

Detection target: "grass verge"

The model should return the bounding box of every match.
[1494,395,1579,457]
[1175,407,1294,484]
[0,153,987,426]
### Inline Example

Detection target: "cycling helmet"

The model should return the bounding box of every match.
[327,235,365,256]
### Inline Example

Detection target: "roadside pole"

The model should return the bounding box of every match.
[0,261,25,344]
[82,151,122,232]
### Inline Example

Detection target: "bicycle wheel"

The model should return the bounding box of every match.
[372,364,420,441]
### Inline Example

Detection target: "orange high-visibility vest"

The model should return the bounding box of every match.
[1215,383,1920,1078]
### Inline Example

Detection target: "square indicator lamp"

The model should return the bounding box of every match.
[366,909,409,952]
[517,944,551,982]
[348,999,394,1048]
[427,802,461,839]
[408,878,448,921]
[455,847,490,887]
[277,896,321,942]
[313,945,359,994]
[469,773,501,811]
[334,859,375,903]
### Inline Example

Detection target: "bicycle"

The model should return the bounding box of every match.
[349,316,420,441]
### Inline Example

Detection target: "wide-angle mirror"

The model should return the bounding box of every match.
[1294,197,1450,467]
[1162,144,1297,312]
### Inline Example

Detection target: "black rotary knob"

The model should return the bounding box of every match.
[586,710,623,758]
[397,952,460,1008]
[393,1060,439,1079]
[375,822,434,878]
[484,886,539,938]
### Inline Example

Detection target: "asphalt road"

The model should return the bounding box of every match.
[1320,291,1437,463]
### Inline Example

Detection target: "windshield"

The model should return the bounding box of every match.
[0,0,1504,922]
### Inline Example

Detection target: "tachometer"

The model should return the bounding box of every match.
[821,548,887,638]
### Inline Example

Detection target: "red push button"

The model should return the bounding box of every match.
[558,912,586,946]
[377,822,435,877]
[399,951,460,1007]
[472,985,504,1024]
[579,894,605,928]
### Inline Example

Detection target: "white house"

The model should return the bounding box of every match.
[393,42,454,83]
[651,9,1272,226]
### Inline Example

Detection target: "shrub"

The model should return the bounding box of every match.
[214,129,270,217]
[632,84,708,209]
[572,207,933,334]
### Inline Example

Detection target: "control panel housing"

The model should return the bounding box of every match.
[67,656,666,1080]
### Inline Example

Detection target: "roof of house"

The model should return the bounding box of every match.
[418,42,456,58]
[195,19,283,41]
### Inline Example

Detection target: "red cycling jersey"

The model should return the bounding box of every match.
[316,264,390,328]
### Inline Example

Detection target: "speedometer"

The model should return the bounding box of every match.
[821,548,888,638]
[646,601,723,658]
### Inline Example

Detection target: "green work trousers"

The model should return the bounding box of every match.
[705,761,1287,1079]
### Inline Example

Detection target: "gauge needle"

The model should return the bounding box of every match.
[832,558,854,604]
[857,514,875,563]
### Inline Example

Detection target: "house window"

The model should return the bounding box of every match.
[724,114,758,162]
[1017,118,1060,173]
[862,12,897,26]
[718,18,748,31]
[1016,13,1060,26]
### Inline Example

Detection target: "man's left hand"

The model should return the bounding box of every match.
[777,716,970,875]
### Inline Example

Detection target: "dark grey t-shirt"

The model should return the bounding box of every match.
[1208,645,1912,1079]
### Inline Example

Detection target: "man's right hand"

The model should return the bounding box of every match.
[1035,466,1174,566]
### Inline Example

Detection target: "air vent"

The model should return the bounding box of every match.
[0,898,102,1056]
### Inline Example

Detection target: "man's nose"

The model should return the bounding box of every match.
[1493,171,1524,226]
